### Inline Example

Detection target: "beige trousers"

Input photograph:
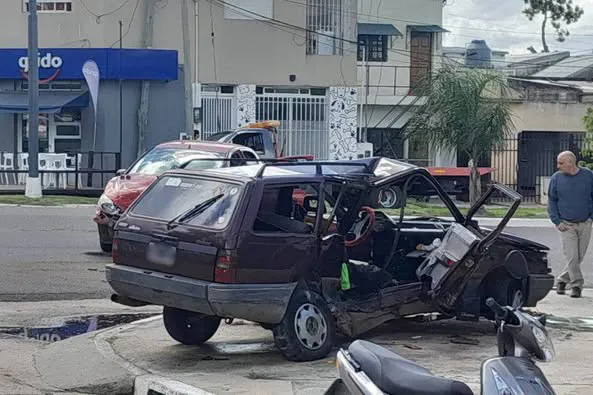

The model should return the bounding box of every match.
[558,219,592,289]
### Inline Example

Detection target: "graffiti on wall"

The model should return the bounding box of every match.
[236,84,256,128]
[328,87,358,160]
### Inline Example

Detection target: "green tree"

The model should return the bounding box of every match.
[578,107,593,170]
[406,66,515,205]
[523,0,584,53]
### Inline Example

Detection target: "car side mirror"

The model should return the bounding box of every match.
[116,169,126,176]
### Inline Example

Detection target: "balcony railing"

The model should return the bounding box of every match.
[357,64,432,97]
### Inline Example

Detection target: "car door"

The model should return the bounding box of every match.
[235,180,322,283]
[426,183,522,312]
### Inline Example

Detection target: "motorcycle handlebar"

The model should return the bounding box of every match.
[485,297,508,320]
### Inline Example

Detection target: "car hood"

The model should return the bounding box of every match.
[480,227,549,251]
[498,232,549,251]
[103,173,158,211]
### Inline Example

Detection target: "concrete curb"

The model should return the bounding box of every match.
[134,375,214,395]
[93,315,212,395]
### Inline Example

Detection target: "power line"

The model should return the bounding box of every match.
[108,0,141,48]
[209,0,593,72]
[79,0,131,23]
[447,31,593,53]
[277,0,593,38]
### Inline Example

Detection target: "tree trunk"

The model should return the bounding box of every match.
[541,12,549,53]
[469,158,482,206]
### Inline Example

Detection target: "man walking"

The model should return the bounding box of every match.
[548,150,593,298]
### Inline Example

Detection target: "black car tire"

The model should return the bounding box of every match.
[481,272,524,320]
[163,307,221,345]
[97,224,113,252]
[273,289,335,362]
[100,242,113,253]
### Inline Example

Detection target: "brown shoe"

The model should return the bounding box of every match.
[571,287,582,298]
[557,281,566,295]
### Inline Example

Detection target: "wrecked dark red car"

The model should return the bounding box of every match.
[93,140,260,252]
[106,158,554,362]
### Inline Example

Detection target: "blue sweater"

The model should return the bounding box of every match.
[548,168,593,225]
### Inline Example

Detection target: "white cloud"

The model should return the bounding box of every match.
[443,0,593,55]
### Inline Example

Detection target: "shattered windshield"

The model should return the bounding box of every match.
[128,147,225,176]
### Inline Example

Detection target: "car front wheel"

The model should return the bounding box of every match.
[163,307,221,345]
[481,272,524,320]
[97,224,113,252]
[273,289,335,362]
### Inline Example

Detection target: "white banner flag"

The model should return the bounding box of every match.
[82,60,100,150]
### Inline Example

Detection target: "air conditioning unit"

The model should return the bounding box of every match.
[316,30,335,55]
[357,142,373,159]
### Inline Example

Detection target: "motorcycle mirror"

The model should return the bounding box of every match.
[510,289,525,310]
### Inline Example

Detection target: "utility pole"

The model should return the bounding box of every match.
[137,0,156,158]
[25,0,41,198]
[181,0,194,138]
[118,20,123,170]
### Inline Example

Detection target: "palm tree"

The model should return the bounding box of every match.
[405,65,515,205]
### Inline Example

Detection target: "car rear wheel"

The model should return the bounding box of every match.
[273,289,335,362]
[163,307,221,345]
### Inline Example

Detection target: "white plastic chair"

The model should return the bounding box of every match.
[0,153,16,184]
[18,153,29,185]
[39,153,68,189]
[66,153,83,187]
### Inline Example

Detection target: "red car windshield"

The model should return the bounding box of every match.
[127,147,226,176]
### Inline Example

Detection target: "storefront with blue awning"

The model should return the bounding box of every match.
[0,48,184,176]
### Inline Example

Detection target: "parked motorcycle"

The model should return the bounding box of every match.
[325,297,555,395]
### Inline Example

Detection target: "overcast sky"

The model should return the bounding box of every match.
[442,0,593,55]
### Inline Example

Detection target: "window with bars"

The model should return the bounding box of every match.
[306,0,344,55]
[358,35,388,62]
[24,1,72,13]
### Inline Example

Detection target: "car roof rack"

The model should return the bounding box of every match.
[254,161,373,178]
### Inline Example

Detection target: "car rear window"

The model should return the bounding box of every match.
[130,175,243,229]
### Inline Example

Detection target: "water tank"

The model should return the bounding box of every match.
[464,40,492,68]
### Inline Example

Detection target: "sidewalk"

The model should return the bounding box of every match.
[0,292,591,394]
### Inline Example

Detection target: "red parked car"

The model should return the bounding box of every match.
[93,140,260,252]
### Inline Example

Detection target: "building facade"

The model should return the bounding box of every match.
[355,0,447,166]
[194,0,360,160]
[0,0,361,176]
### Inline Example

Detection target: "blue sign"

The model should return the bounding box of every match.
[0,48,178,81]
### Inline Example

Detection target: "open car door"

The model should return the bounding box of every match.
[416,183,522,313]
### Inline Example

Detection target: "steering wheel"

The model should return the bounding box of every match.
[345,206,376,248]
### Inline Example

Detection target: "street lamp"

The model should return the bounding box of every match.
[25,0,41,198]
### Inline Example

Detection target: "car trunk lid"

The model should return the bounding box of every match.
[113,173,246,282]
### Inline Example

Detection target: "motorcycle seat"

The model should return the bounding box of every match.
[348,340,474,395]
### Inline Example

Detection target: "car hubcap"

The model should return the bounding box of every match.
[294,303,327,350]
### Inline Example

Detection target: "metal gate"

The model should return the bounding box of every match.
[256,90,328,159]
[201,93,235,139]
[491,131,584,202]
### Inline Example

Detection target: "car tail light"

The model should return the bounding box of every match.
[446,258,456,266]
[112,238,120,264]
[215,249,237,283]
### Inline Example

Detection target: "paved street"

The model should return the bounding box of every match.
[0,206,590,303]
[0,206,112,302]
[504,226,593,286]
